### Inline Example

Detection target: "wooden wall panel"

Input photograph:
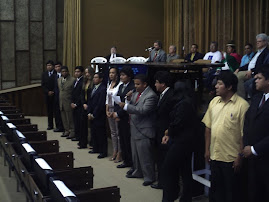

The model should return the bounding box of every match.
[81,0,164,67]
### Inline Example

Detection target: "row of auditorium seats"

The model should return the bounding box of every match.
[0,97,121,202]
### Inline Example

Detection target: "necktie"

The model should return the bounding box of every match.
[259,95,266,108]
[49,72,51,77]
[121,85,127,93]
[153,52,158,61]
[91,86,97,97]
[135,93,141,103]
[158,93,163,106]
[74,80,78,88]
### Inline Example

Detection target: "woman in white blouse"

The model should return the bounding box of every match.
[106,67,122,162]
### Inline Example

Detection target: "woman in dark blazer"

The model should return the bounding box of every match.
[161,81,198,202]
[78,67,94,149]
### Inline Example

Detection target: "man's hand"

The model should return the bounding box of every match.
[204,149,210,163]
[233,156,242,173]
[119,102,125,108]
[71,103,76,109]
[234,69,239,74]
[88,114,94,121]
[115,117,120,122]
[243,146,253,158]
[162,135,169,144]
[48,91,54,96]
[106,111,112,118]
[126,90,133,101]
[245,71,252,80]
[83,104,88,110]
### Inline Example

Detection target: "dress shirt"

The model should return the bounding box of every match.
[109,54,116,62]
[160,87,170,100]
[240,52,255,67]
[248,47,266,71]
[74,76,82,88]
[57,72,61,78]
[202,93,249,162]
[166,54,180,63]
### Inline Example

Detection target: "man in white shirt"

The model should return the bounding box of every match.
[235,33,269,98]
[203,42,223,91]
[203,42,223,63]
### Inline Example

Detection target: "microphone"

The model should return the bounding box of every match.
[145,47,154,51]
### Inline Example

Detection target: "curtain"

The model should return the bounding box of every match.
[63,0,82,75]
[164,0,269,58]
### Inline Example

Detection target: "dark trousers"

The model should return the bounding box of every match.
[161,143,192,202]
[155,131,168,184]
[91,120,107,155]
[118,117,132,165]
[248,158,269,202]
[210,160,240,202]
[46,95,54,128]
[73,107,82,139]
[54,98,63,130]
[79,110,88,147]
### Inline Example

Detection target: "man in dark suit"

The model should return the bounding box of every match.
[70,66,84,141]
[113,66,135,169]
[151,71,174,189]
[105,46,123,62]
[53,61,64,132]
[118,74,158,186]
[235,33,269,97]
[185,44,204,63]
[87,72,107,159]
[243,67,269,202]
[41,60,56,130]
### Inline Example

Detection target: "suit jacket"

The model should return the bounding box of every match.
[168,95,197,146]
[87,83,107,125]
[243,93,269,161]
[148,49,166,62]
[72,77,84,108]
[114,81,135,120]
[156,88,174,136]
[239,47,269,73]
[54,73,61,103]
[58,75,76,111]
[127,86,158,140]
[41,70,56,96]
[185,52,204,63]
[105,53,123,61]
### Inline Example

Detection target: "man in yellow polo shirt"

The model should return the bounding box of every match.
[202,70,249,202]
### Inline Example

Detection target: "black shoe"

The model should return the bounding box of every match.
[71,138,79,141]
[53,128,64,132]
[151,183,163,189]
[61,133,69,137]
[117,163,131,168]
[126,174,142,179]
[126,168,134,175]
[47,126,53,130]
[66,136,74,139]
[97,154,107,159]
[143,181,154,186]
[88,150,98,154]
